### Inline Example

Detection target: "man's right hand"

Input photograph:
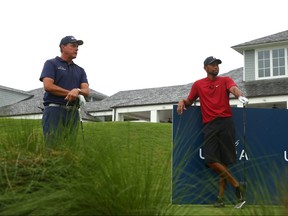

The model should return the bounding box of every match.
[65,88,80,102]
[177,99,186,115]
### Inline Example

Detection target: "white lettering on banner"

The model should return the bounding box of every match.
[199,147,249,161]
[235,139,249,161]
[199,148,205,159]
[285,151,288,162]
[239,150,249,161]
[235,139,240,147]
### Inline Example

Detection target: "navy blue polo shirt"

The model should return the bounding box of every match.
[39,56,88,106]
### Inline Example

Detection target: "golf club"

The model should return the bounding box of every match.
[235,102,248,209]
[78,107,86,145]
[241,103,247,196]
[77,95,86,145]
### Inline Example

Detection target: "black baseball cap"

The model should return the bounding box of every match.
[59,36,84,46]
[204,56,222,66]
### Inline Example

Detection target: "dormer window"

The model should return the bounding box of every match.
[257,48,286,79]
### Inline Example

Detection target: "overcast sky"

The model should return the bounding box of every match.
[1,0,287,96]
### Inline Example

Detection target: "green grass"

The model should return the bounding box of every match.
[0,118,286,215]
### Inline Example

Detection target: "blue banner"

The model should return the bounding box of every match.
[172,105,288,205]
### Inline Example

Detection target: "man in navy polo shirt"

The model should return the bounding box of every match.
[39,36,90,148]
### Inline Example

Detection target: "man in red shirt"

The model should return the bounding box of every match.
[177,56,248,209]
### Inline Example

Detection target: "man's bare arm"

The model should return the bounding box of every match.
[177,98,193,115]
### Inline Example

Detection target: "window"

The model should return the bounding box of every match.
[258,50,270,77]
[257,48,286,78]
[272,49,285,76]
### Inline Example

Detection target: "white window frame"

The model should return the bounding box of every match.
[255,46,288,80]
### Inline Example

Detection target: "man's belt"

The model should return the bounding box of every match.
[46,103,78,111]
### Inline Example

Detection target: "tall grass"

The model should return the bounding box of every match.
[0,119,172,215]
[0,118,286,215]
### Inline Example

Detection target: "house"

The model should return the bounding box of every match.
[231,29,288,109]
[85,82,192,122]
[1,30,288,122]
[0,85,33,107]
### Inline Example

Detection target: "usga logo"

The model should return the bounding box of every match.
[198,139,248,161]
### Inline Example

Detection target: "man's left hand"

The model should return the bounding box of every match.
[238,96,249,106]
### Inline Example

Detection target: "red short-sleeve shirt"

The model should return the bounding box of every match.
[188,76,237,123]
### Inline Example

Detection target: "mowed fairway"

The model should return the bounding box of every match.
[0,119,286,215]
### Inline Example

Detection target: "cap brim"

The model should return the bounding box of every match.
[77,40,83,45]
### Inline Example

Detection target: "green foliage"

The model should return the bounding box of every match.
[0,119,171,215]
[0,118,286,215]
